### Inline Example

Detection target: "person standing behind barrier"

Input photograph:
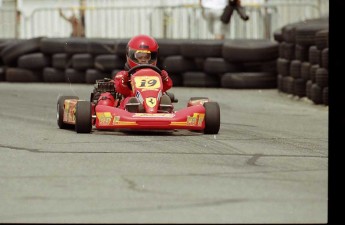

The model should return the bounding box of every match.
[221,0,249,24]
[59,8,85,37]
[199,0,230,40]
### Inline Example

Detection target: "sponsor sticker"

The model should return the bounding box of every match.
[133,113,174,118]
[187,113,205,126]
[97,112,112,125]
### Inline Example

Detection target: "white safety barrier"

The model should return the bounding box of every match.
[1,0,328,39]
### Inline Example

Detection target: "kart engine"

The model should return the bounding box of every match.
[91,78,120,103]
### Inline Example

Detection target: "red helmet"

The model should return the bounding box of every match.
[126,34,159,68]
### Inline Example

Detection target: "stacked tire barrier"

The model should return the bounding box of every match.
[0,17,328,108]
[0,37,279,89]
[274,17,329,105]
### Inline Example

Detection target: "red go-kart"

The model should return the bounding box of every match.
[57,64,220,134]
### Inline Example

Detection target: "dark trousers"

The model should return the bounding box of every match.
[228,3,249,21]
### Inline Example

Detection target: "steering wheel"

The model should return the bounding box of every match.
[127,64,162,77]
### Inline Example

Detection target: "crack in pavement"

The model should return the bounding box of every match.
[0,144,40,153]
[0,144,327,159]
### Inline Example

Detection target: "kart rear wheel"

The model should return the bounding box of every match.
[75,100,92,133]
[203,102,220,134]
[57,95,79,129]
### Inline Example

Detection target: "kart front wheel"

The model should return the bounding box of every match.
[57,95,79,129]
[203,102,220,134]
[187,97,209,107]
[75,100,92,133]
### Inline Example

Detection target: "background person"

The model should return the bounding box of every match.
[227,0,249,22]
[199,0,230,40]
[59,8,85,37]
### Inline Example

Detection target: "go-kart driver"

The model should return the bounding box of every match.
[114,34,173,109]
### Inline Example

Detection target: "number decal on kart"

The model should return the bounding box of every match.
[134,76,161,89]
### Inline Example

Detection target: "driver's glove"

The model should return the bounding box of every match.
[120,71,129,84]
[161,70,169,82]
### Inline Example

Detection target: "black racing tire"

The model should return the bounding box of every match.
[166,92,178,103]
[5,68,43,82]
[72,53,94,71]
[64,38,89,54]
[242,60,277,74]
[203,102,220,134]
[169,74,183,87]
[75,100,92,133]
[306,80,313,100]
[277,58,290,77]
[273,28,283,43]
[162,55,196,74]
[222,39,279,63]
[85,69,108,84]
[315,29,328,50]
[40,37,70,54]
[94,54,125,71]
[180,39,223,58]
[17,52,51,69]
[282,21,302,43]
[322,87,328,106]
[188,97,209,107]
[301,62,311,80]
[293,78,307,98]
[295,44,309,62]
[52,53,68,69]
[115,38,130,56]
[1,37,42,66]
[189,97,209,101]
[57,95,79,129]
[0,67,5,81]
[308,46,321,66]
[282,42,295,60]
[87,38,116,55]
[203,57,243,75]
[309,65,320,83]
[277,74,283,92]
[182,72,220,87]
[65,68,86,83]
[282,76,294,94]
[295,22,328,47]
[221,72,277,89]
[43,67,65,82]
[156,39,183,56]
[311,83,323,105]
[321,48,328,69]
[315,68,328,88]
[290,60,301,78]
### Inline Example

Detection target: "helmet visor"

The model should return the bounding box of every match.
[128,49,158,64]
[134,50,151,63]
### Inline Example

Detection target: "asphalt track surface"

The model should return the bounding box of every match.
[0,83,328,223]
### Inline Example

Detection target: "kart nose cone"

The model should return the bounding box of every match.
[147,107,155,113]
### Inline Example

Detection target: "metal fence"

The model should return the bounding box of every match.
[0,0,329,40]
[0,7,17,38]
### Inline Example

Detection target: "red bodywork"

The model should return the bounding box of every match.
[94,104,206,130]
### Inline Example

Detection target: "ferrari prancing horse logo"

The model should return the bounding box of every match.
[145,97,157,108]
